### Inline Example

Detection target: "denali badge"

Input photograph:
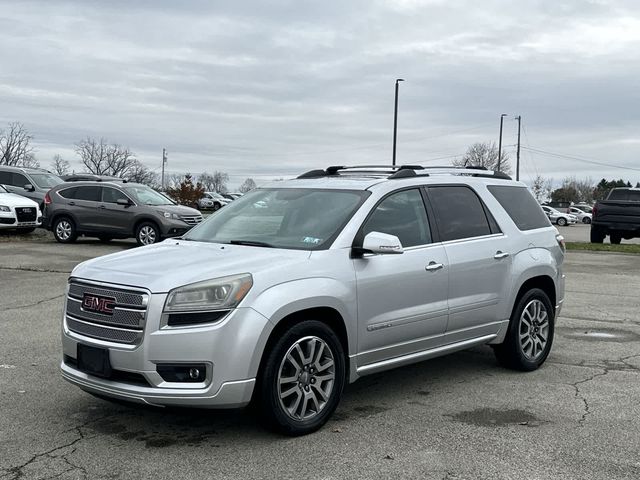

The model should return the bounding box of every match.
[82,294,116,315]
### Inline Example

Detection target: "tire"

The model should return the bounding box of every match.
[52,216,77,243]
[582,217,591,224]
[610,232,622,245]
[213,202,221,211]
[257,320,346,436]
[590,227,605,243]
[135,222,160,246]
[98,235,112,243]
[16,227,35,234]
[493,288,554,371]
[556,217,567,227]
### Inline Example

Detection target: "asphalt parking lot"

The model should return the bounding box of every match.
[1,239,639,479]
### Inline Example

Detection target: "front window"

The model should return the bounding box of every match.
[0,185,8,193]
[29,173,63,189]
[185,188,369,250]
[124,186,173,206]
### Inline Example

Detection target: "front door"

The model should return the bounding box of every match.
[353,188,449,367]
[96,187,133,234]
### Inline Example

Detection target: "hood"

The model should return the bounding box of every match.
[0,193,39,209]
[72,240,311,293]
[154,204,201,216]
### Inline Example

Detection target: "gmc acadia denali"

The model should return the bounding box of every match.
[60,165,565,435]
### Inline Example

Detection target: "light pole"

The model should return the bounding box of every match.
[515,115,521,181]
[392,78,404,166]
[497,113,507,172]
[161,148,167,189]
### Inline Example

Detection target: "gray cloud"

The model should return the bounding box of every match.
[1,0,639,186]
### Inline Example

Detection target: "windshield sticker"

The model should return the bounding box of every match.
[302,236,322,245]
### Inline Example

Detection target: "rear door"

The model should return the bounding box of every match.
[426,185,511,342]
[69,186,101,231]
[354,188,449,367]
[96,187,134,234]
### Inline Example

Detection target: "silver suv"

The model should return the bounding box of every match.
[60,165,565,435]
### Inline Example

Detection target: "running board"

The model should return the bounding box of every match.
[356,334,497,376]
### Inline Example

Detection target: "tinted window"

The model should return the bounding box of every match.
[488,186,551,231]
[102,187,126,203]
[11,173,29,187]
[58,187,78,199]
[362,189,431,247]
[0,171,11,184]
[428,186,492,241]
[74,186,100,202]
[608,189,640,201]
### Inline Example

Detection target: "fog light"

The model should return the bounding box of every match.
[157,364,206,382]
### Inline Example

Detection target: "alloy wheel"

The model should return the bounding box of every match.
[519,299,549,360]
[277,336,335,421]
[56,220,72,240]
[139,225,157,245]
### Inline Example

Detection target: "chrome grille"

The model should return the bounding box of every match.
[66,281,148,345]
[180,215,203,226]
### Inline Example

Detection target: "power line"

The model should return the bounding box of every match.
[522,146,640,172]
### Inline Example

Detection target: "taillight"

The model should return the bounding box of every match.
[44,191,51,205]
[556,234,566,253]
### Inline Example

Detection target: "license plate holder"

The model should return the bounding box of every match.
[77,344,112,378]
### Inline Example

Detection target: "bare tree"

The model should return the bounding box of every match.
[126,160,158,187]
[50,154,70,176]
[531,174,548,203]
[75,137,136,177]
[453,142,512,175]
[0,122,37,167]
[200,170,229,193]
[239,178,257,193]
[198,172,215,191]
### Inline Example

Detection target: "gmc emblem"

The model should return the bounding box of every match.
[82,294,116,315]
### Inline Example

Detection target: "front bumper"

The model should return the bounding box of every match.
[61,293,273,408]
[160,220,195,238]
[0,211,41,229]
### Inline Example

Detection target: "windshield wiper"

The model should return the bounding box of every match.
[228,240,275,248]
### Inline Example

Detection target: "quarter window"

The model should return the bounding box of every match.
[362,189,432,247]
[428,186,493,241]
[488,185,551,231]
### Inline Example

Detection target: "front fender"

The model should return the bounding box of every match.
[250,277,357,355]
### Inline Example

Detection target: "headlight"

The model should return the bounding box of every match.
[164,274,253,312]
[0,206,10,212]
[162,211,181,220]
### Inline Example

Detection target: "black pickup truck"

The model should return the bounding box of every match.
[591,187,640,244]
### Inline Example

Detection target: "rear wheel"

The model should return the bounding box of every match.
[135,222,160,246]
[213,202,221,211]
[590,227,605,243]
[582,217,591,224]
[610,232,622,245]
[493,288,554,371]
[53,217,77,243]
[257,320,345,436]
[556,217,567,227]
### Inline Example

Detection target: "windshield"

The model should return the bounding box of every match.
[184,188,369,250]
[124,186,174,205]
[0,185,8,193]
[30,173,63,189]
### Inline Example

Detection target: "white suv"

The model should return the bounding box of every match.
[60,166,565,435]
[0,184,42,233]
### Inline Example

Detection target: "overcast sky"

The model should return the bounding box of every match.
[1,0,639,187]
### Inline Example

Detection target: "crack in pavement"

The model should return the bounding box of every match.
[3,414,114,480]
[3,294,65,313]
[0,266,71,274]
[569,368,608,426]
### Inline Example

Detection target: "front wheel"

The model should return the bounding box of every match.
[590,227,605,243]
[493,288,554,371]
[257,320,345,436]
[582,217,591,224]
[556,217,567,227]
[135,222,160,246]
[213,202,221,211]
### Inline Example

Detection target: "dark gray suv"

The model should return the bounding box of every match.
[45,182,202,245]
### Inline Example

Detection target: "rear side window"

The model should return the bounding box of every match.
[608,189,640,201]
[58,187,78,199]
[74,186,101,202]
[427,186,494,241]
[488,185,551,231]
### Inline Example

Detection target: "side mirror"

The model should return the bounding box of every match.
[24,184,35,192]
[116,198,130,206]
[361,231,404,255]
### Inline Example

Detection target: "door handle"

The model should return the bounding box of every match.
[494,251,510,260]
[99,205,106,209]
[68,201,75,206]
[425,261,444,271]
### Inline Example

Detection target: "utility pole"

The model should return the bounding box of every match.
[497,113,507,172]
[515,115,521,181]
[392,78,404,166]
[161,148,167,190]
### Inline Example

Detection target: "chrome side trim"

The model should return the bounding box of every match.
[356,334,496,376]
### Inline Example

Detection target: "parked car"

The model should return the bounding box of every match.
[568,207,592,224]
[541,206,577,226]
[62,174,127,183]
[198,192,230,210]
[0,184,42,233]
[591,187,640,244]
[60,165,564,435]
[0,166,63,209]
[571,203,593,214]
[45,181,202,245]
